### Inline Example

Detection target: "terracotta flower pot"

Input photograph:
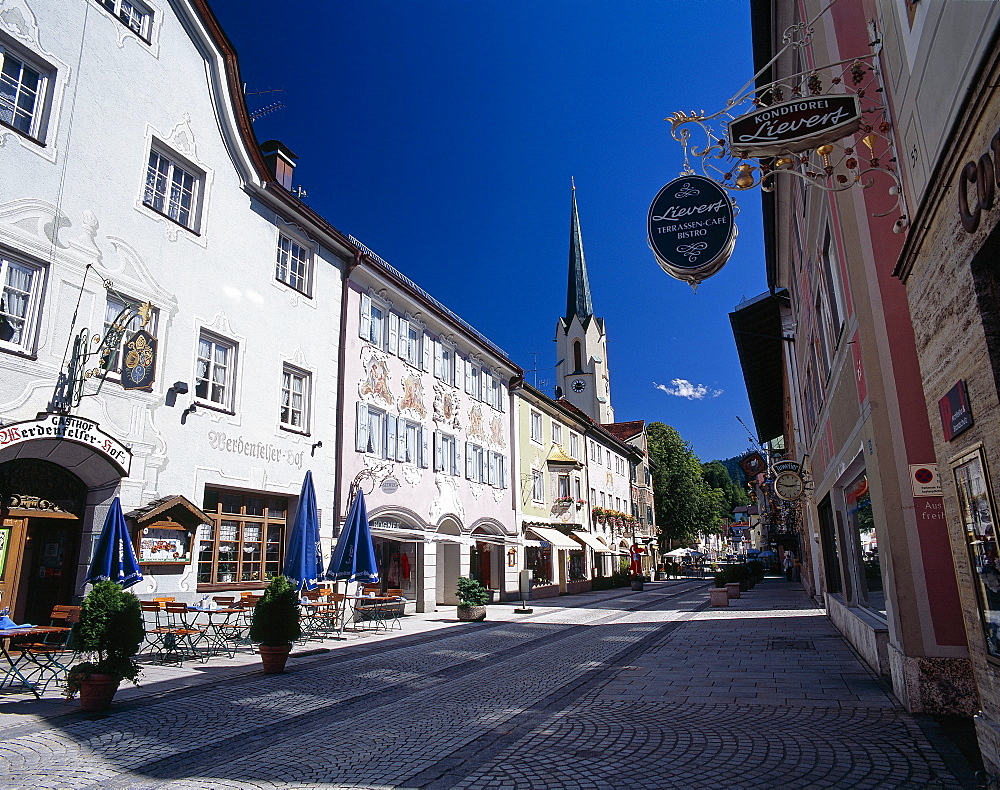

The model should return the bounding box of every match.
[259,643,292,673]
[457,605,486,622]
[79,673,120,711]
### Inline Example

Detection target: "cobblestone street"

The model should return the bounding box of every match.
[0,580,977,789]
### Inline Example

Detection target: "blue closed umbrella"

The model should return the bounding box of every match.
[283,470,323,592]
[85,497,143,589]
[326,489,379,585]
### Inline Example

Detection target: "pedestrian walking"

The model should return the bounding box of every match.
[783,550,795,581]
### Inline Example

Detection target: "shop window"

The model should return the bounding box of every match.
[0,254,44,355]
[568,550,586,581]
[954,447,1000,658]
[199,489,286,588]
[525,545,551,586]
[817,495,842,595]
[846,474,884,615]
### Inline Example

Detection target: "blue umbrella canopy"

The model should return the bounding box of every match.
[85,497,143,589]
[326,489,379,584]
[283,470,323,592]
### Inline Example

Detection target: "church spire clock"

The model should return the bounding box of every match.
[556,180,614,423]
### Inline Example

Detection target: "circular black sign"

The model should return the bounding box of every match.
[647,175,736,276]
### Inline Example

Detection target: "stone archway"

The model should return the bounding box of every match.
[0,429,127,621]
[435,517,464,606]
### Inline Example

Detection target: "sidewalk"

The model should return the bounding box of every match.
[1,583,645,722]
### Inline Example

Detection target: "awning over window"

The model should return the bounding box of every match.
[546,445,583,468]
[525,526,580,551]
[570,531,612,553]
[729,290,787,445]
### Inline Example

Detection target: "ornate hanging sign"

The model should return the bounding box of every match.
[121,329,157,390]
[727,95,862,158]
[647,174,737,289]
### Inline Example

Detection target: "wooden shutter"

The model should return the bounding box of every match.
[422,332,431,371]
[397,420,408,461]
[359,294,371,340]
[433,340,443,378]
[434,430,444,471]
[355,402,369,451]
[419,427,429,468]
[398,319,409,359]
[385,414,397,461]
[466,442,474,479]
[388,313,399,356]
[453,438,462,477]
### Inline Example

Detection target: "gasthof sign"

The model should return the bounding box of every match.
[727,95,862,158]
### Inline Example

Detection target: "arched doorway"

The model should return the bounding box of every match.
[435,518,463,606]
[470,522,505,597]
[0,459,87,623]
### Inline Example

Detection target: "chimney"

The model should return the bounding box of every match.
[260,140,298,190]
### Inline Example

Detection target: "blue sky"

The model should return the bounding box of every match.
[209,0,768,463]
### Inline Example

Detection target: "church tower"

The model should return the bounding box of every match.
[555,181,614,423]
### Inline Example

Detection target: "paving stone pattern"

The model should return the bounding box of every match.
[0,580,973,789]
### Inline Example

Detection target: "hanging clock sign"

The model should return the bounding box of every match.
[647,174,737,289]
[727,95,862,158]
[121,329,157,390]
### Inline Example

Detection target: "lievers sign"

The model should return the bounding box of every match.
[727,95,861,158]
[647,175,737,287]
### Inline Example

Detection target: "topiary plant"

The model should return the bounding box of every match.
[455,576,489,608]
[64,580,144,698]
[249,575,302,646]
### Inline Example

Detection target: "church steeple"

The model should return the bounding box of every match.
[555,180,614,423]
[565,178,594,325]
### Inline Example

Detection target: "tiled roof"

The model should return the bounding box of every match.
[602,420,645,442]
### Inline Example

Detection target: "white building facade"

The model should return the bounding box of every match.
[0,0,357,620]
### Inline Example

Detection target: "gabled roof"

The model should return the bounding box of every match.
[602,420,645,443]
[126,494,211,527]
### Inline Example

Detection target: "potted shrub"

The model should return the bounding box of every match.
[710,571,730,607]
[64,580,144,710]
[456,576,489,622]
[249,575,302,673]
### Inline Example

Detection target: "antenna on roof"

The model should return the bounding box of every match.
[245,86,286,123]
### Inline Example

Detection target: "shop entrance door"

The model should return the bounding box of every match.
[0,517,27,616]
[21,517,81,624]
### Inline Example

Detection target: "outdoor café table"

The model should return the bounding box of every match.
[0,626,71,699]
[300,600,343,639]
[185,607,245,658]
[348,596,402,633]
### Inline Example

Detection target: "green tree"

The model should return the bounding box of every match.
[702,459,749,519]
[648,422,726,546]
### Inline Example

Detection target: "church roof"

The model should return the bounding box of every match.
[565,182,594,325]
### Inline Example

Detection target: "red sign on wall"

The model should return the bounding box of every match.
[938,381,973,442]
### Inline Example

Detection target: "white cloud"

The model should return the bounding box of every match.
[654,379,723,400]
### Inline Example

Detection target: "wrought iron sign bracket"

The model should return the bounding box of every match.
[664,9,908,225]
[49,278,154,414]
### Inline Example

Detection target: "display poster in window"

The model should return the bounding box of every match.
[953,447,1000,658]
[121,329,157,390]
[0,527,9,577]
[139,526,192,564]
